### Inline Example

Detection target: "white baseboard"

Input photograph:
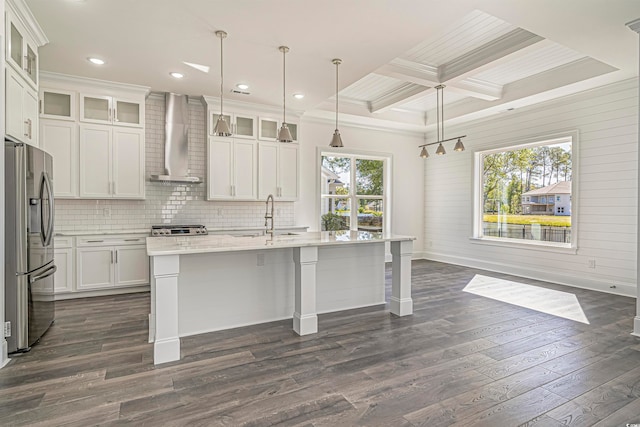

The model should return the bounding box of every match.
[418,251,636,298]
[1,340,9,369]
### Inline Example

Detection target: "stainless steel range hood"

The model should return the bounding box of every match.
[149,93,202,184]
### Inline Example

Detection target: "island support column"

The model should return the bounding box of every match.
[152,255,181,364]
[390,240,413,316]
[293,246,318,335]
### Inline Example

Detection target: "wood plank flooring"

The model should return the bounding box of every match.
[2,260,640,426]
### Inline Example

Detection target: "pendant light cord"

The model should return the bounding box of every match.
[220,34,224,116]
[335,60,339,130]
[436,86,441,142]
[283,48,286,125]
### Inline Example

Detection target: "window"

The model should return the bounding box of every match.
[320,151,389,232]
[474,135,574,247]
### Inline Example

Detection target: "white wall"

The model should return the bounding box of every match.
[296,119,425,255]
[423,78,638,296]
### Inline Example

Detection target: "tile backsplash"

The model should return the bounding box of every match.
[55,95,295,233]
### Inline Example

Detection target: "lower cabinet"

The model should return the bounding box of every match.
[76,235,149,291]
[52,234,149,298]
[53,236,74,293]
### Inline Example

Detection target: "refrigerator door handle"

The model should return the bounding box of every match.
[39,172,55,247]
[29,264,57,284]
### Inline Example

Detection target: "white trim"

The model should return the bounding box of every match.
[6,0,48,46]
[40,71,150,98]
[468,237,577,254]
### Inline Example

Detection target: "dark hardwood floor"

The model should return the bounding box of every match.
[2,260,640,426]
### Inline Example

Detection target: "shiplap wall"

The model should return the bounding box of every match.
[423,78,638,296]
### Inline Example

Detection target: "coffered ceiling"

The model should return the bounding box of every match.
[25,0,640,132]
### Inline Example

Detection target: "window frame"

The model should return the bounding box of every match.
[317,148,392,233]
[472,131,578,251]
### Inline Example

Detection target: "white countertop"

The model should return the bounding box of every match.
[55,226,309,237]
[146,231,415,256]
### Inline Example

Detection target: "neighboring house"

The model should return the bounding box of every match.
[521,181,571,216]
[320,166,345,215]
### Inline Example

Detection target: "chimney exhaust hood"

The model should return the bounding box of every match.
[149,93,202,184]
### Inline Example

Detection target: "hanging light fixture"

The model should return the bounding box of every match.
[213,30,232,136]
[329,58,343,148]
[277,46,293,142]
[418,85,466,157]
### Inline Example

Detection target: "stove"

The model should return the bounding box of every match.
[151,224,208,237]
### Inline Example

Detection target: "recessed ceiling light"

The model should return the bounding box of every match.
[170,72,184,79]
[236,83,249,90]
[88,57,105,65]
[293,93,304,99]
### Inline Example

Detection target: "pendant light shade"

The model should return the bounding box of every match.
[329,58,344,148]
[420,146,429,158]
[435,143,446,155]
[213,30,232,137]
[277,46,293,142]
[454,137,465,152]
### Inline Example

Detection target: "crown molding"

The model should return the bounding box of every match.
[6,0,48,46]
[40,71,151,97]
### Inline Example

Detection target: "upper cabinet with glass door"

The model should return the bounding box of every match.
[80,94,144,127]
[210,112,256,140]
[5,4,45,90]
[40,88,77,121]
[259,116,299,143]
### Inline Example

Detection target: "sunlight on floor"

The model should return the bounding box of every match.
[463,274,589,324]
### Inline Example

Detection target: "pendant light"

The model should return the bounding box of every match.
[329,58,343,148]
[417,84,466,157]
[213,30,231,136]
[277,46,293,142]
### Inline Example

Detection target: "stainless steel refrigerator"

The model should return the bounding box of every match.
[5,141,56,353]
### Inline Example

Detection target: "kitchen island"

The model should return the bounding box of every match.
[147,231,415,364]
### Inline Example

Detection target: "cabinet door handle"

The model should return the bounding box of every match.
[39,99,43,114]
[113,107,118,122]
[28,119,32,139]
[124,239,140,242]
[108,108,112,122]
[24,120,29,137]
[115,250,118,263]
[87,240,104,243]
[110,251,114,264]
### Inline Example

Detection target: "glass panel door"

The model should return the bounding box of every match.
[9,22,23,68]
[235,115,255,138]
[42,91,74,119]
[115,100,141,125]
[81,95,111,123]
[25,44,37,85]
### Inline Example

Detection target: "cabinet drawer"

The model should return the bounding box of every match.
[54,236,74,248]
[76,234,148,247]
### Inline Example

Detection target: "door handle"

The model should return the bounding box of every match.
[115,250,118,263]
[110,251,114,264]
[30,264,57,284]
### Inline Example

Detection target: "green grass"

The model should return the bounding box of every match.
[483,214,571,227]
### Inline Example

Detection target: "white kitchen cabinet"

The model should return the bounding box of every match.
[39,88,76,121]
[5,5,40,89]
[40,119,78,197]
[53,236,74,294]
[259,116,299,142]
[258,141,299,200]
[76,235,149,291]
[80,93,144,128]
[207,137,257,200]
[79,124,145,199]
[6,67,38,146]
[210,112,256,139]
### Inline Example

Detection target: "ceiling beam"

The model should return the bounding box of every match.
[439,28,544,82]
[375,58,503,101]
[368,83,430,113]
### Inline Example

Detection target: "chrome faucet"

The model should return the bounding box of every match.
[265,194,275,235]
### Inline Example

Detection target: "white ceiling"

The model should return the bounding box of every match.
[26,0,640,133]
